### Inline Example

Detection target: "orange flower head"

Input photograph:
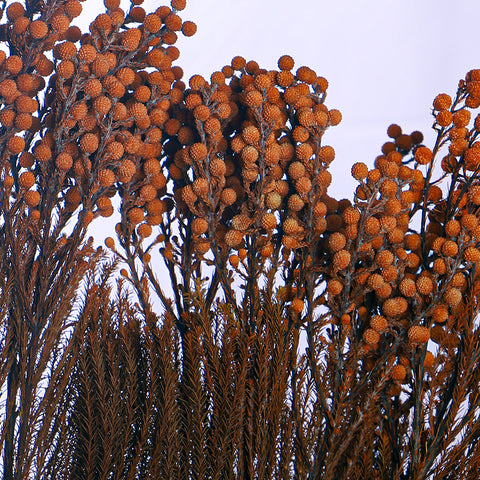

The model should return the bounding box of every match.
[328,109,342,126]
[209,158,226,177]
[29,20,48,39]
[130,6,146,22]
[231,56,246,70]
[291,297,304,314]
[12,16,29,35]
[24,190,40,207]
[192,217,209,235]
[225,229,244,247]
[461,213,478,231]
[34,144,52,162]
[182,20,197,37]
[189,143,208,162]
[192,178,209,197]
[391,364,407,382]
[65,0,82,18]
[375,249,394,267]
[363,329,380,345]
[328,232,347,252]
[343,207,360,224]
[19,171,35,189]
[444,287,462,306]
[430,305,448,324]
[327,279,343,295]
[242,125,261,145]
[57,60,75,79]
[414,146,433,165]
[408,326,430,344]
[333,250,351,270]
[261,213,277,231]
[128,207,145,225]
[464,246,480,263]
[54,41,77,60]
[424,352,435,368]
[5,55,22,75]
[453,109,471,128]
[433,93,452,110]
[121,28,142,51]
[277,55,295,71]
[7,135,25,154]
[416,276,434,295]
[382,297,408,317]
[245,90,263,108]
[371,315,388,333]
[193,104,210,122]
[98,169,116,187]
[441,240,458,258]
[6,2,26,21]
[51,14,70,34]
[296,66,317,84]
[387,124,402,138]
[350,162,369,182]
[287,194,305,212]
[78,44,97,63]
[171,0,187,10]
[399,278,416,297]
[220,188,237,206]
[84,78,103,98]
[93,96,112,116]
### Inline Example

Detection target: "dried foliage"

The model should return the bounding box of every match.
[0,0,479,478]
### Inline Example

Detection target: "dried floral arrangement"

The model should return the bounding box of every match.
[0,0,479,478]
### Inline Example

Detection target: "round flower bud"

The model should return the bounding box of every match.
[288,161,305,180]
[371,315,388,333]
[24,190,40,207]
[432,305,449,324]
[128,207,144,225]
[399,278,416,297]
[375,250,394,267]
[291,297,304,314]
[333,250,351,270]
[382,297,408,317]
[414,146,433,165]
[192,217,208,235]
[225,229,243,247]
[444,287,462,306]
[220,188,237,206]
[416,276,434,295]
[328,232,346,252]
[261,213,277,231]
[351,162,368,181]
[327,279,343,295]
[19,171,35,189]
[442,240,459,258]
[464,247,480,262]
[121,28,142,51]
[408,326,430,344]
[433,93,452,110]
[363,329,380,345]
[98,169,115,187]
[7,136,25,154]
[391,364,407,382]
[29,20,48,39]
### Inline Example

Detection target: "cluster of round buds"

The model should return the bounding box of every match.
[0,0,199,238]
[465,69,480,108]
[164,54,341,260]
